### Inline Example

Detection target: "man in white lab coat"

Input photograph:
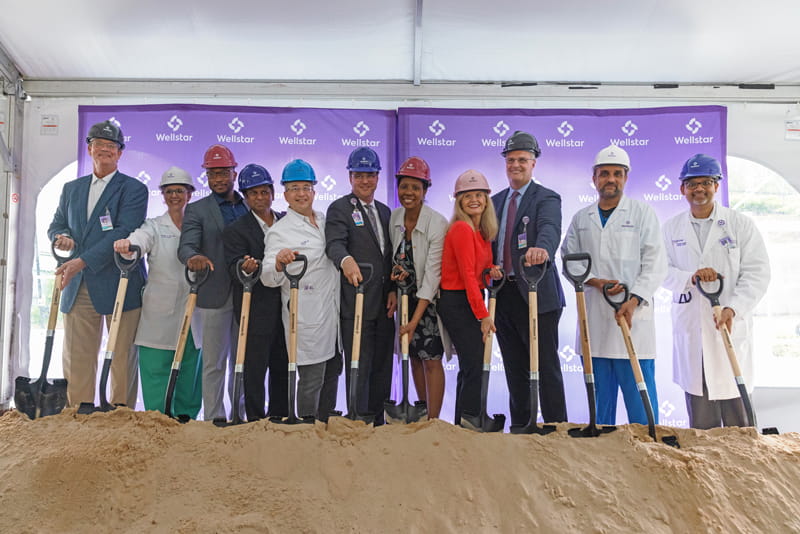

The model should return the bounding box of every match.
[662,154,770,429]
[561,145,667,425]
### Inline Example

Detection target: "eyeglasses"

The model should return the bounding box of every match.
[206,169,233,179]
[90,139,119,150]
[505,157,533,165]
[285,185,314,193]
[162,188,188,196]
[684,179,717,190]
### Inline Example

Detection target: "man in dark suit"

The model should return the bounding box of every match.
[325,147,396,424]
[492,131,567,426]
[48,120,147,408]
[222,163,288,421]
[178,144,248,422]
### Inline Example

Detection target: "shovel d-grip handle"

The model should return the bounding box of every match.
[602,282,630,313]
[392,263,416,295]
[114,245,141,277]
[519,256,549,292]
[235,258,263,292]
[694,273,724,307]
[482,267,506,299]
[562,252,592,291]
[283,254,308,289]
[50,239,79,266]
[356,262,374,295]
[185,265,210,293]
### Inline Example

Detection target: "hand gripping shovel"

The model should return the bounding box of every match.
[510,257,556,435]
[694,275,778,435]
[461,269,506,433]
[344,263,376,425]
[277,254,315,425]
[603,283,679,447]
[384,266,427,424]
[213,259,261,427]
[78,246,142,414]
[562,253,616,438]
[14,242,77,419]
[164,265,209,422]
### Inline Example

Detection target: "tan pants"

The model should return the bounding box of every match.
[63,283,141,407]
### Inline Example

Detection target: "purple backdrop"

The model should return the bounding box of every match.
[76,104,726,428]
[397,106,727,427]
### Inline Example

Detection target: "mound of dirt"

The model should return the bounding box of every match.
[1,409,799,533]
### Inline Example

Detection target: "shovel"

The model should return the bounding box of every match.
[510,257,556,435]
[603,283,679,447]
[215,259,261,427]
[77,246,142,414]
[384,265,427,424]
[277,254,315,425]
[562,253,616,438]
[14,242,77,419]
[344,263,376,425]
[461,269,506,433]
[694,274,778,434]
[164,265,209,422]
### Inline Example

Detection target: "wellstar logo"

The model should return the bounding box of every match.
[353,120,370,137]
[228,117,244,133]
[621,120,638,137]
[557,120,574,138]
[493,120,509,137]
[167,115,183,132]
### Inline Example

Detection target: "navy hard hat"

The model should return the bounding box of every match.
[238,163,273,191]
[347,147,381,172]
[501,130,541,158]
[86,120,125,150]
[679,154,723,181]
[281,159,317,184]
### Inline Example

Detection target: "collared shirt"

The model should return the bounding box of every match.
[496,179,532,275]
[213,191,248,227]
[252,209,278,234]
[689,203,716,248]
[87,170,117,219]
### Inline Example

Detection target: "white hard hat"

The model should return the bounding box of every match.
[593,145,631,171]
[159,166,195,190]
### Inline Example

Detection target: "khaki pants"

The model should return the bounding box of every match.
[63,283,141,407]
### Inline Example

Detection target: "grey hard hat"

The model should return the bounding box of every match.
[86,120,125,150]
[501,130,541,158]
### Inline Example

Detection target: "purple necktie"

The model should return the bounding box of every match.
[503,191,520,273]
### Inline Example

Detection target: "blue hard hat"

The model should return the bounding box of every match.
[238,163,273,191]
[346,147,381,172]
[679,154,723,181]
[281,159,317,184]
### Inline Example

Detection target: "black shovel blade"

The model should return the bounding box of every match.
[568,424,617,438]
[762,427,780,435]
[13,377,37,419]
[384,400,427,424]
[461,412,505,433]
[345,410,376,425]
[510,421,557,435]
[38,379,68,417]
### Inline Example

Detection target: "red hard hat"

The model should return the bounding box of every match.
[396,156,431,186]
[201,144,237,169]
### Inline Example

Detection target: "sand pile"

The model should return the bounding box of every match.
[1,409,799,533]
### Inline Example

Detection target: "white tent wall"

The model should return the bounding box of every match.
[5,86,800,416]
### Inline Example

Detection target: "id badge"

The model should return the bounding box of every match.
[352,210,364,227]
[517,233,527,249]
[100,209,113,232]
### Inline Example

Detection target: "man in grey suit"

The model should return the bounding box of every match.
[48,120,147,408]
[178,144,248,422]
[325,148,396,425]
[492,131,567,427]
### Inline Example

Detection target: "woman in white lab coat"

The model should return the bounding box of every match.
[114,167,202,417]
[662,154,770,428]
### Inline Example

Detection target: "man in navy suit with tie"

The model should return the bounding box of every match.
[325,148,396,424]
[48,120,148,408]
[492,131,567,427]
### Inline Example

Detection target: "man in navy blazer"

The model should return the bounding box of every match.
[492,131,567,426]
[325,148,396,424]
[48,120,147,408]
[178,144,248,422]
[222,163,288,421]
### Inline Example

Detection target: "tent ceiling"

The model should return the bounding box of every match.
[1,1,799,86]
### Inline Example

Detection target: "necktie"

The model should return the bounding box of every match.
[503,191,520,273]
[366,203,384,253]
